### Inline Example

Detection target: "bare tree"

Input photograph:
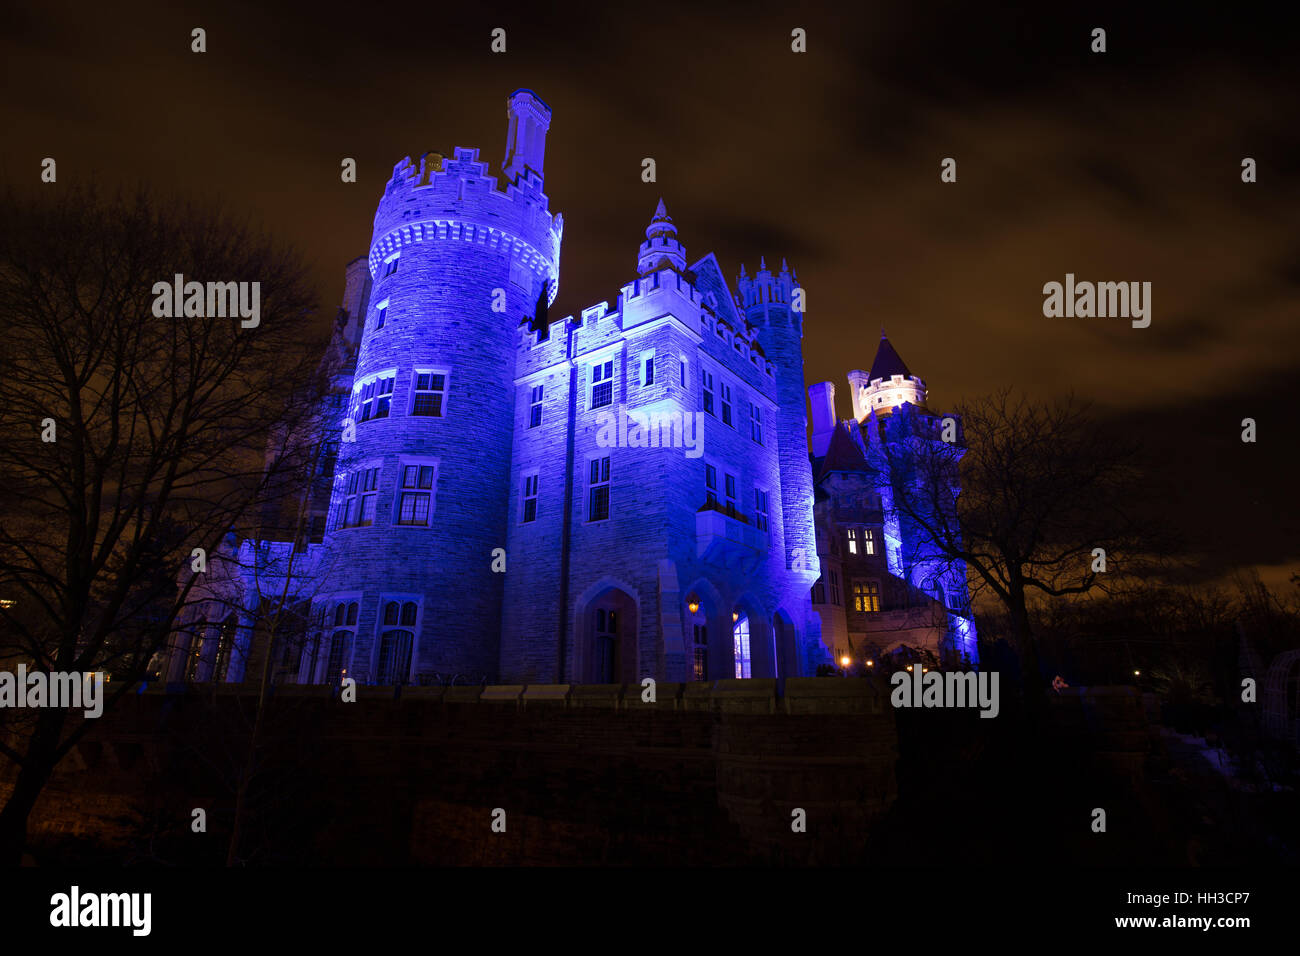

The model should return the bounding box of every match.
[0,184,331,863]
[868,389,1165,706]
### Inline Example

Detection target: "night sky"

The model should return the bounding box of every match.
[3,1,1297,587]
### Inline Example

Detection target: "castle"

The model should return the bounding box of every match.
[163,90,977,688]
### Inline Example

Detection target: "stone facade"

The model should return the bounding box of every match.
[165,90,978,687]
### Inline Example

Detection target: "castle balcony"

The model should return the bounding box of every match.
[696,503,769,574]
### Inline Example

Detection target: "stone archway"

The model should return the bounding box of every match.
[575,583,639,685]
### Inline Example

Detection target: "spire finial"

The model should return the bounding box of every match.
[781,257,789,273]
[653,197,668,220]
[759,255,767,271]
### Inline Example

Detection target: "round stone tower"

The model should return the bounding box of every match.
[318,89,563,684]
[737,258,821,610]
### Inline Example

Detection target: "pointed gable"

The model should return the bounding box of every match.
[815,421,875,483]
[688,252,743,328]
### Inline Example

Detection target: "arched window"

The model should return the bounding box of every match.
[322,600,358,683]
[401,602,417,626]
[384,601,400,626]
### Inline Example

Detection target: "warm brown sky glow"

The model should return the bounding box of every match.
[3,0,1296,585]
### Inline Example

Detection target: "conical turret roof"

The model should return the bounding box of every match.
[868,331,912,381]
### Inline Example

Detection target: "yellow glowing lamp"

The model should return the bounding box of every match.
[840,656,851,667]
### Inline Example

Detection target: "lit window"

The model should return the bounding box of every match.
[411,372,446,417]
[396,464,435,526]
[591,360,614,409]
[732,616,751,679]
[522,472,539,523]
[847,528,858,554]
[587,456,610,521]
[355,374,395,423]
[853,581,880,613]
[529,385,543,428]
[863,528,876,555]
[340,467,380,528]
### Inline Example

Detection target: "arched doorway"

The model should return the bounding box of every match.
[579,586,638,684]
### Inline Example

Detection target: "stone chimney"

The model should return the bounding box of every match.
[809,381,837,457]
[503,89,551,182]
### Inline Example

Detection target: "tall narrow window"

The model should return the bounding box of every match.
[396,464,435,526]
[522,472,539,523]
[733,615,751,679]
[754,489,769,531]
[721,382,733,426]
[705,464,718,506]
[325,601,358,684]
[383,254,399,277]
[411,372,446,417]
[591,360,614,409]
[847,528,858,554]
[812,579,826,605]
[528,385,543,428]
[680,357,688,388]
[642,354,654,386]
[692,623,708,681]
[587,456,610,521]
[750,402,762,444]
[701,370,714,416]
[853,581,881,612]
[830,570,841,606]
[863,528,876,555]
[213,613,238,682]
[341,466,380,528]
[376,600,416,685]
[724,473,737,513]
[375,302,388,330]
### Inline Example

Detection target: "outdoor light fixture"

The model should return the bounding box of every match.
[906,665,913,672]
[687,598,699,615]
[732,611,739,622]
[840,656,850,667]
[866,659,874,668]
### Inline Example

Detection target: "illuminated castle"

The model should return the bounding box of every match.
[808,333,979,667]
[165,90,975,687]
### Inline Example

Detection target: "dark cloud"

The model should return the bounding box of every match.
[1,0,1296,585]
